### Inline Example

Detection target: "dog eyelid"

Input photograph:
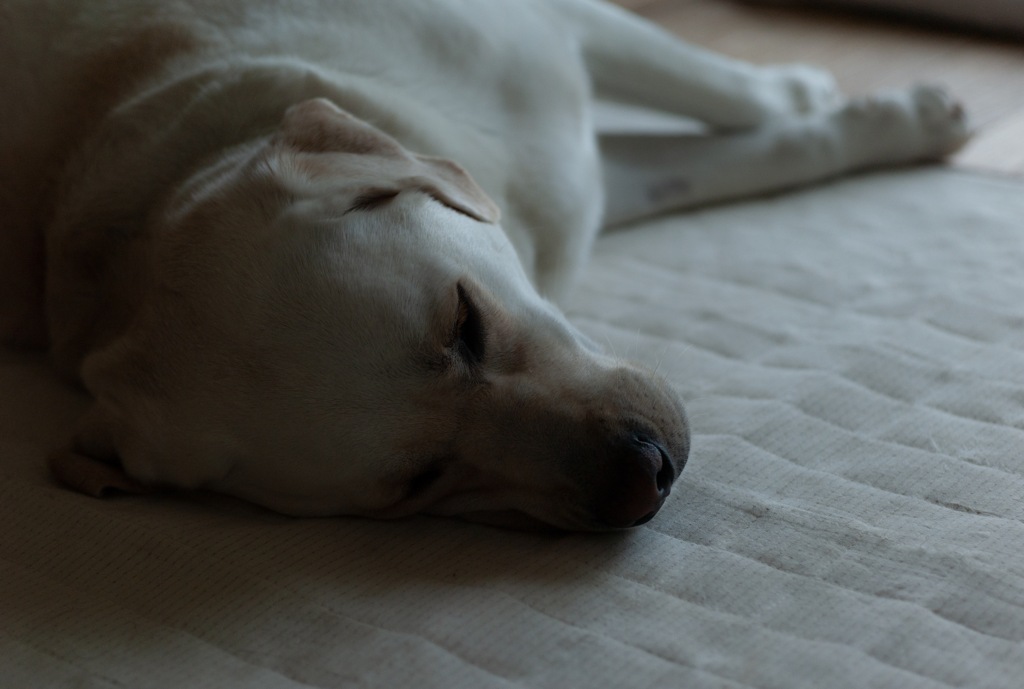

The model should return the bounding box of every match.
[405,464,444,500]
[345,189,400,214]
[453,283,486,364]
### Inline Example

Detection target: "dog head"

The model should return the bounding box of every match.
[76,98,689,530]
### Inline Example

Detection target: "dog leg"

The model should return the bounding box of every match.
[600,85,969,226]
[49,410,154,498]
[49,448,154,497]
[556,0,838,129]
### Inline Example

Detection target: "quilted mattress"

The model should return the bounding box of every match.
[3,167,1023,688]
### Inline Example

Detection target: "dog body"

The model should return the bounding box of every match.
[0,0,967,529]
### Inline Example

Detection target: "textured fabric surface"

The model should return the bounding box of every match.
[3,168,1023,688]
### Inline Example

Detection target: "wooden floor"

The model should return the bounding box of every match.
[613,0,1024,176]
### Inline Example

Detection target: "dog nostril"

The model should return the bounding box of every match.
[597,433,675,529]
[655,457,674,496]
[633,433,674,496]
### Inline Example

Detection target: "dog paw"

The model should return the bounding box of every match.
[838,85,970,161]
[910,84,970,154]
[755,63,841,117]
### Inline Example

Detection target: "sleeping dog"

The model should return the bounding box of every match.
[0,0,967,529]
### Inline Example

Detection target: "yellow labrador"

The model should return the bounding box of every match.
[0,0,967,529]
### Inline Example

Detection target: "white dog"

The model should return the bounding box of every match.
[0,0,967,530]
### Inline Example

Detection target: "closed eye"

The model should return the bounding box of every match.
[405,463,446,500]
[452,283,485,363]
[345,189,400,214]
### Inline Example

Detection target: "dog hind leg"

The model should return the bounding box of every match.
[554,0,839,130]
[599,85,969,226]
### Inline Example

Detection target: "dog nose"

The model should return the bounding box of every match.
[599,432,678,528]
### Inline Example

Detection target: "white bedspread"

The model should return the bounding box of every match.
[3,168,1023,688]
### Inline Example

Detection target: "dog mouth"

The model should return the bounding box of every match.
[457,500,668,533]
[427,426,686,532]
[487,511,663,532]
[456,509,563,532]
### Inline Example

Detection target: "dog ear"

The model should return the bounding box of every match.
[407,155,501,224]
[277,98,500,223]
[278,98,403,156]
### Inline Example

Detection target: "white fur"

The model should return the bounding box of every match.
[0,0,967,529]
